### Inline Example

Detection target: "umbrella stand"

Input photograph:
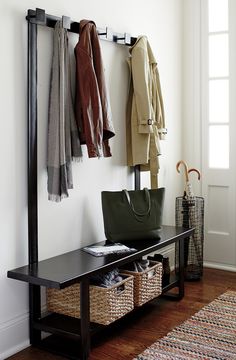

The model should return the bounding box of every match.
[175,161,204,280]
[182,193,190,267]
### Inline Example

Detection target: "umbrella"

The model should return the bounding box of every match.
[176,160,201,277]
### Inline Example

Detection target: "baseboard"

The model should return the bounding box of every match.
[0,312,29,360]
[204,261,236,272]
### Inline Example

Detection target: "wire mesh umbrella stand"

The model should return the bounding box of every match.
[175,195,204,280]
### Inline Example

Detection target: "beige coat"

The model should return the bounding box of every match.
[126,36,166,188]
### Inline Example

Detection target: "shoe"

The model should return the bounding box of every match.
[162,256,170,286]
[148,253,170,287]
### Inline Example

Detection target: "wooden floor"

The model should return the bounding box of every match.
[7,267,236,360]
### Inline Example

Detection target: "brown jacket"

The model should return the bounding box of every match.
[75,20,115,157]
[126,36,166,188]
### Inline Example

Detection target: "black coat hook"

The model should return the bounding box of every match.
[36,8,46,23]
[26,8,46,24]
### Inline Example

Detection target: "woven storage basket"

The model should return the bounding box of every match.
[47,274,134,325]
[122,261,162,307]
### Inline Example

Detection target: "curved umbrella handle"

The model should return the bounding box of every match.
[176,160,189,182]
[188,168,201,181]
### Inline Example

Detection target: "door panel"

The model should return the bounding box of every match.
[201,0,236,266]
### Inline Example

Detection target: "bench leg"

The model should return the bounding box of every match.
[178,237,185,299]
[80,278,90,360]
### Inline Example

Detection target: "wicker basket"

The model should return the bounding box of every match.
[122,261,162,307]
[47,274,134,325]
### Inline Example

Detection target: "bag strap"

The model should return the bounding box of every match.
[123,188,151,217]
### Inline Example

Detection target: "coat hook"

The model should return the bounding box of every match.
[27,8,46,24]
[98,28,107,36]
[114,33,131,45]
[36,8,46,23]
[62,15,71,30]
[98,27,113,41]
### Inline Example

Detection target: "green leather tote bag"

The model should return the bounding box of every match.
[101,187,165,242]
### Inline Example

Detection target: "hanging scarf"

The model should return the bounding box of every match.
[47,21,82,202]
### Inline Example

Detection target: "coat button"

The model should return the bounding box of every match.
[147,119,153,125]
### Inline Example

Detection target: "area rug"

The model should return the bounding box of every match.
[134,290,236,359]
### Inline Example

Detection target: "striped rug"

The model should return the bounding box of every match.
[134,291,236,360]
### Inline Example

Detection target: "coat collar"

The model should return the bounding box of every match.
[129,36,156,64]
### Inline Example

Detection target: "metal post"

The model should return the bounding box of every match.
[178,237,185,299]
[134,165,141,190]
[80,279,91,360]
[27,11,38,266]
[27,12,41,345]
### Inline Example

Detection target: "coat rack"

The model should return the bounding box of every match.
[27,8,139,264]
[26,8,140,347]
[26,9,140,347]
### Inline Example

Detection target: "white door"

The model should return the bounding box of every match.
[201,0,236,267]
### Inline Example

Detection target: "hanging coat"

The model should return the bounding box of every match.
[126,36,166,188]
[74,20,115,158]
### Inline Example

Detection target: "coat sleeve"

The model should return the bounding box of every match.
[153,65,166,140]
[131,46,153,134]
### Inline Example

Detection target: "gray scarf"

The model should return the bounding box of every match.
[47,21,82,202]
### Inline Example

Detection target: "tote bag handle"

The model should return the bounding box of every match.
[123,188,151,217]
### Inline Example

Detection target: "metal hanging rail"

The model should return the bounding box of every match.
[26,8,137,45]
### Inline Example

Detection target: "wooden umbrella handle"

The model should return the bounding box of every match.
[176,160,189,182]
[188,168,201,180]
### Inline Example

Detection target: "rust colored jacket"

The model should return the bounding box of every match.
[74,20,115,158]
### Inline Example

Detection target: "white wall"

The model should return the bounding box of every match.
[182,0,202,196]
[0,0,183,357]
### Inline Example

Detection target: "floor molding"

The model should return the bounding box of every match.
[0,312,29,360]
[204,261,236,272]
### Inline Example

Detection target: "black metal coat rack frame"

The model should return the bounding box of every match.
[27,7,139,266]
[26,8,140,349]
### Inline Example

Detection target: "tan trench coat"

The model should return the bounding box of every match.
[126,36,166,188]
